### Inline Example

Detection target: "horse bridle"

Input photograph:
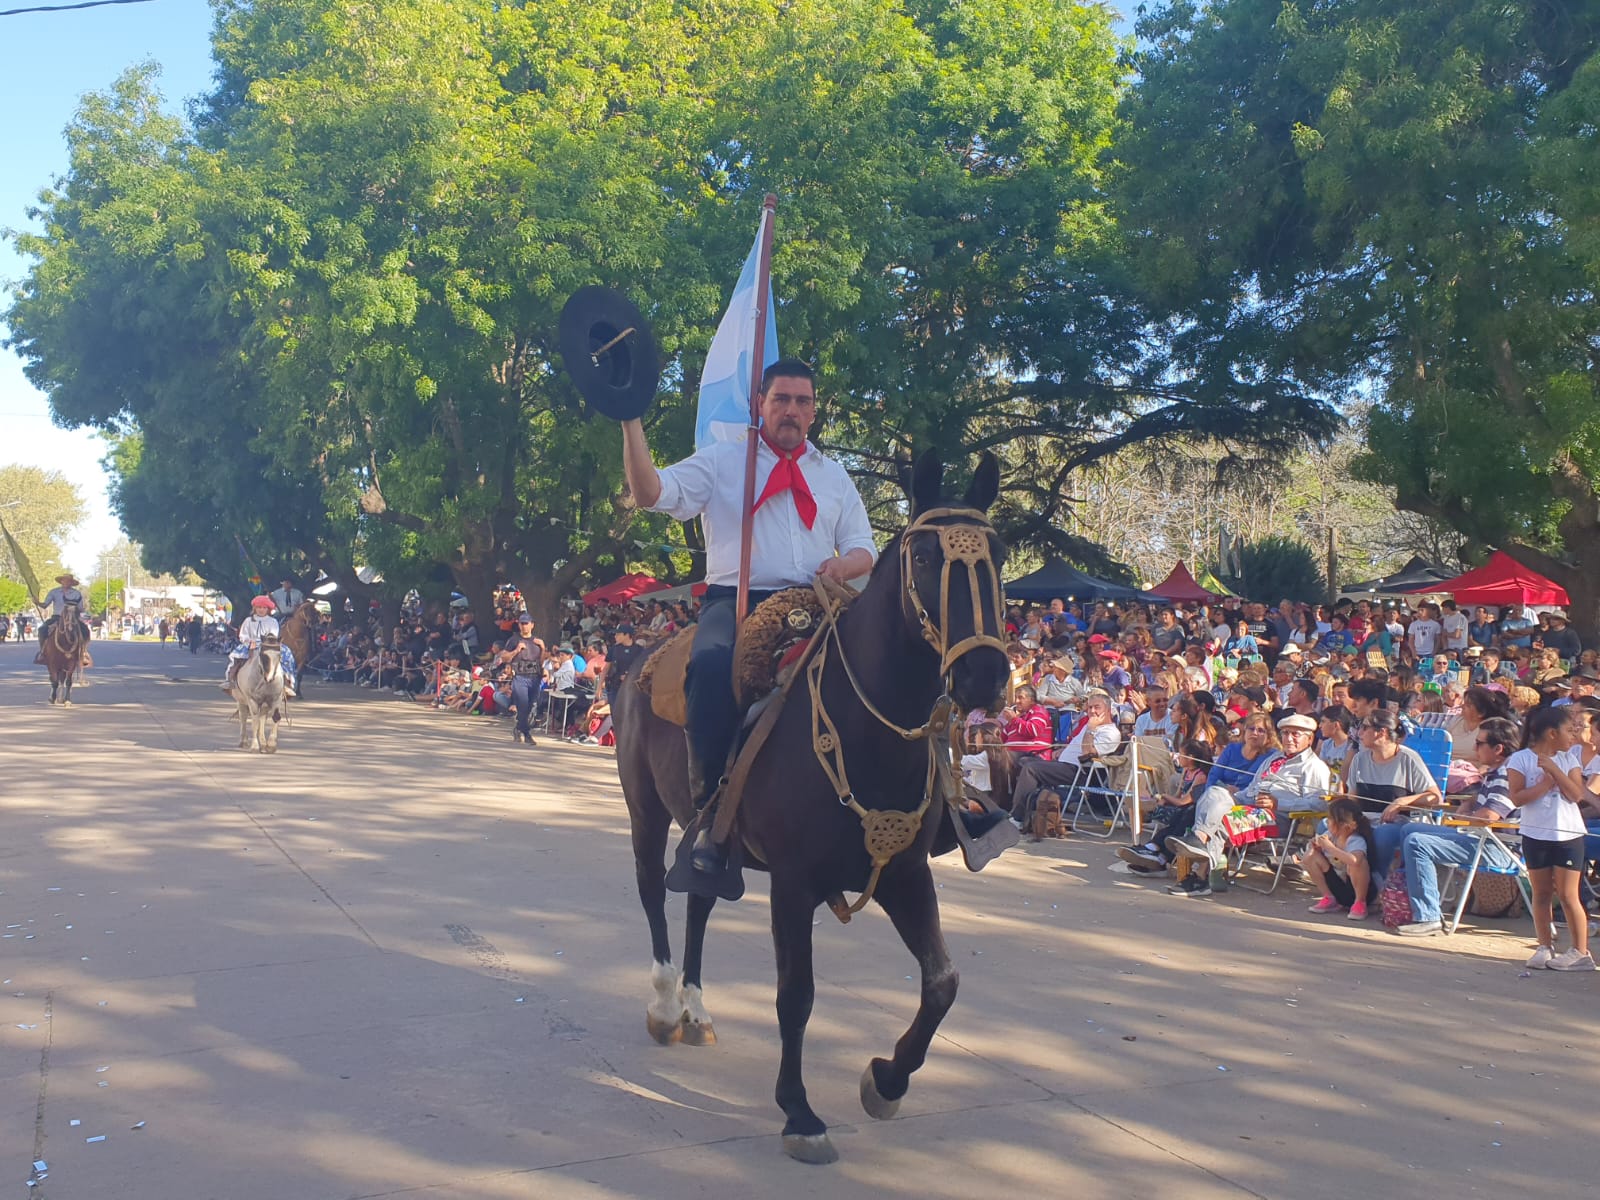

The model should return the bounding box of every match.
[898,506,1006,676]
[798,506,1006,920]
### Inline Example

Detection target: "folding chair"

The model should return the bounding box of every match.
[1067,738,1166,838]
[1224,809,1327,894]
[1436,820,1531,935]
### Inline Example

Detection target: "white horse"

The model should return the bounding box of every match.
[235,635,288,752]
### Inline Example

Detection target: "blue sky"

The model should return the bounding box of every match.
[0,0,216,573]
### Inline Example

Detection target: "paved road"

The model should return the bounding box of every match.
[0,640,1592,1198]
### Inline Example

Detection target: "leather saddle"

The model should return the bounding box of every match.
[635,588,824,728]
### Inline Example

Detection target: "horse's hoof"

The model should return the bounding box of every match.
[781,1133,838,1165]
[859,1061,901,1120]
[646,1011,684,1045]
[680,1017,716,1047]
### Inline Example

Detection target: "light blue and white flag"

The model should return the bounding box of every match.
[695,218,778,450]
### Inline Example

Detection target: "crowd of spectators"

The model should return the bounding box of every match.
[294,587,699,747]
[966,593,1600,971]
[274,579,1598,969]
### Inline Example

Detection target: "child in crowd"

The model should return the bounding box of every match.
[1118,738,1211,873]
[1303,798,1377,919]
[1507,707,1593,970]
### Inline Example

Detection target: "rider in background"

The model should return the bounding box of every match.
[269,575,306,614]
[223,596,298,698]
[35,572,90,664]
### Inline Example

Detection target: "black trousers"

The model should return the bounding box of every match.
[685,586,776,800]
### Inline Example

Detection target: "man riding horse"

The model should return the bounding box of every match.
[622,358,877,893]
[34,572,90,665]
[223,595,299,698]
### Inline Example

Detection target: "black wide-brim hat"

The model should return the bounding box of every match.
[559,287,659,421]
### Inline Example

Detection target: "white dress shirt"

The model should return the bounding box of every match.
[650,438,877,590]
[238,614,280,646]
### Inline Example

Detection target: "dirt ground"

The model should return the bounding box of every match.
[1,640,1592,1199]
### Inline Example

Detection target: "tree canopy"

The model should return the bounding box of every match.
[0,463,84,593]
[1120,0,1600,634]
[6,0,1348,625]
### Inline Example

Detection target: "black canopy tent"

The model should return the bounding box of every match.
[1339,555,1456,596]
[1004,559,1163,604]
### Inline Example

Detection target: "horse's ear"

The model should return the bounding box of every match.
[963,452,1000,512]
[910,449,944,515]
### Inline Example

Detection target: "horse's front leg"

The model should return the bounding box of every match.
[678,891,717,1045]
[263,710,279,753]
[860,861,957,1121]
[772,875,834,1163]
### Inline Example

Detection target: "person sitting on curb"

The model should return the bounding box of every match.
[1303,798,1379,919]
[1393,716,1522,937]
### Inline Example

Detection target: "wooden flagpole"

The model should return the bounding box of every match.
[734,194,778,627]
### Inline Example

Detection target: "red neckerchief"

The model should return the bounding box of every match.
[753,431,817,529]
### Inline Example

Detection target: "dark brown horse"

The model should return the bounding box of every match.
[278,600,318,695]
[612,451,1008,1163]
[42,601,87,706]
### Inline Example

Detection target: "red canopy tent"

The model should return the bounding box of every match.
[1403,551,1569,607]
[582,573,667,606]
[1147,560,1220,603]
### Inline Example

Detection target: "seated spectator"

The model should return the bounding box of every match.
[1318,614,1355,653]
[1132,684,1177,742]
[1036,651,1088,716]
[1008,692,1120,826]
[1004,642,1035,704]
[1162,715,1286,896]
[1394,716,1522,936]
[960,722,1015,812]
[996,683,1049,755]
[1118,738,1212,872]
[1303,798,1378,919]
[1347,708,1444,874]
[1099,648,1133,706]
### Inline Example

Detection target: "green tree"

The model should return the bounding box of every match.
[84,577,124,618]
[0,464,84,590]
[7,0,1340,628]
[0,579,31,613]
[1210,536,1325,606]
[1120,0,1600,638]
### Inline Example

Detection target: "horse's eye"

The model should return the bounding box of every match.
[912,552,930,567]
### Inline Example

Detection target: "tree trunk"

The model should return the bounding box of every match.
[448,562,500,639]
[1503,534,1600,648]
[515,578,566,648]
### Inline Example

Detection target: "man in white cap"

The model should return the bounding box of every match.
[35,572,90,663]
[224,595,297,697]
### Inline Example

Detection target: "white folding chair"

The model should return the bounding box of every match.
[1437,820,1531,935]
